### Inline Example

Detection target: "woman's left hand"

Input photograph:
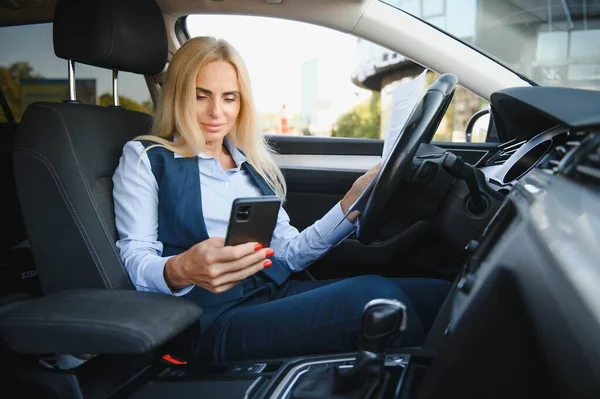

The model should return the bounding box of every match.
[340,162,382,221]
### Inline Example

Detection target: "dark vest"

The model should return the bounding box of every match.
[140,141,291,308]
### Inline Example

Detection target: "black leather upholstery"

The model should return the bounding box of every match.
[14,103,153,293]
[0,289,202,354]
[14,0,168,294]
[53,0,168,75]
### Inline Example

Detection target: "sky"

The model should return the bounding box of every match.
[0,17,372,115]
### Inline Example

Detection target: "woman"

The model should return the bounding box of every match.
[113,36,451,362]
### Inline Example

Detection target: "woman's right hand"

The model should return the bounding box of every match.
[164,237,273,293]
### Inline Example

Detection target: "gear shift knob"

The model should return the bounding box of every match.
[360,299,407,355]
[328,298,407,394]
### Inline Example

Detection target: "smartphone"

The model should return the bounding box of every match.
[224,196,281,247]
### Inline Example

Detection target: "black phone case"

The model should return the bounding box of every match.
[224,196,281,247]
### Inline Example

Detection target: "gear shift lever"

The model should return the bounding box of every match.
[359,298,407,354]
[290,299,407,399]
[334,298,407,391]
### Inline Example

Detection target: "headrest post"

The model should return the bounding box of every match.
[67,60,76,101]
[112,69,119,107]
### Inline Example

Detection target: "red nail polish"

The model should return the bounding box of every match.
[254,243,263,251]
[265,249,275,257]
[264,260,272,268]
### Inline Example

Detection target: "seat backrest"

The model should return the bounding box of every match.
[13,0,167,294]
[0,121,41,299]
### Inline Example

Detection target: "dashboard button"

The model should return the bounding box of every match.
[229,363,266,374]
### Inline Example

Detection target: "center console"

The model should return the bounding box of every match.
[127,298,432,399]
[132,351,414,399]
[269,352,410,399]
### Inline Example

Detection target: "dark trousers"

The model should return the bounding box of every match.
[195,274,452,362]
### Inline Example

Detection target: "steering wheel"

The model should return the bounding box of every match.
[357,73,458,245]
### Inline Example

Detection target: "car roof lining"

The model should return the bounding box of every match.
[0,0,57,27]
[0,0,367,29]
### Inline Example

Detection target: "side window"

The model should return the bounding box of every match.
[0,23,152,122]
[186,15,375,138]
[185,15,492,142]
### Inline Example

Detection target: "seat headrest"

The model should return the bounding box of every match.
[53,0,168,76]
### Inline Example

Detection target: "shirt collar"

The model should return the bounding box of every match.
[173,136,247,168]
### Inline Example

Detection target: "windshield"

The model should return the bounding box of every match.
[381,0,600,91]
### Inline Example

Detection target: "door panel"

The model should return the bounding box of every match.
[269,135,382,156]
[283,168,359,232]
[271,135,498,166]
[269,135,498,279]
[282,167,436,279]
[275,154,379,172]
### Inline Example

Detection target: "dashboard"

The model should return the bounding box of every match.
[487,127,588,186]
[477,87,600,190]
[419,86,600,399]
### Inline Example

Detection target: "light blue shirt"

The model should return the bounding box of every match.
[112,139,356,296]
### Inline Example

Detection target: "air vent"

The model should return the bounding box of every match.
[537,131,588,175]
[486,139,526,166]
[561,132,600,188]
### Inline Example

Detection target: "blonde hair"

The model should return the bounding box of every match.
[135,36,286,199]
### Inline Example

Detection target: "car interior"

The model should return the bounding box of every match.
[0,0,599,398]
